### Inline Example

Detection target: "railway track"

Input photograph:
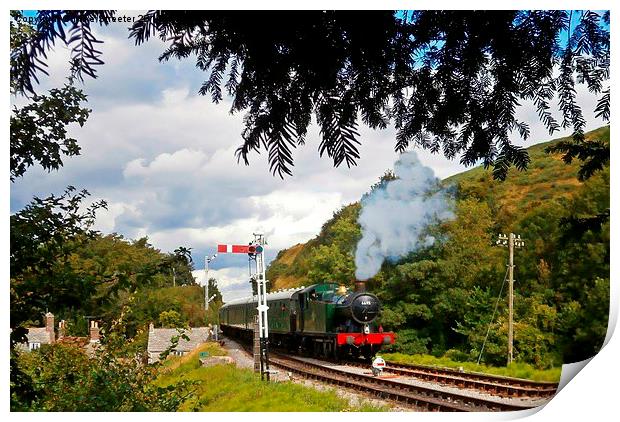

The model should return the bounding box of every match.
[273,350,557,399]
[351,360,558,399]
[268,353,538,412]
[228,336,551,411]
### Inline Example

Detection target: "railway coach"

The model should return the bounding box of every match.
[219,282,395,361]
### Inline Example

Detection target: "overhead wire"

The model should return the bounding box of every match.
[477,265,510,365]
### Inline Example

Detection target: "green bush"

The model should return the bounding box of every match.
[443,348,470,362]
[387,329,430,355]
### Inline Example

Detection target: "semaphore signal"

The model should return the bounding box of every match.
[216,236,271,381]
[217,243,263,255]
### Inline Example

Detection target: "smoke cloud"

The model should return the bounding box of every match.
[355,150,454,280]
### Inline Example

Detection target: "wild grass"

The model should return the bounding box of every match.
[382,352,561,382]
[155,343,387,411]
[158,342,226,372]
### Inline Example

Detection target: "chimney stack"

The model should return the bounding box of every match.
[89,321,100,343]
[354,280,366,292]
[58,320,66,339]
[149,322,155,333]
[45,312,55,344]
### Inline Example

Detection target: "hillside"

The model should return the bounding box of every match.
[266,126,610,367]
[268,126,608,290]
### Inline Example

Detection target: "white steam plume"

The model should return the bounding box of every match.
[354,150,454,280]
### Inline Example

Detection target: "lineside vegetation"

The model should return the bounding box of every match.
[155,343,387,412]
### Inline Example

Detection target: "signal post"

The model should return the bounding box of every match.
[251,233,270,381]
[217,235,270,380]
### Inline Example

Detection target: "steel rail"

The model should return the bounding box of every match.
[383,361,558,396]
[336,360,558,398]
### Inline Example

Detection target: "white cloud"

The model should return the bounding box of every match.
[123,148,209,178]
[192,266,253,302]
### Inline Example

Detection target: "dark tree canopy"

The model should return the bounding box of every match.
[10,85,90,181]
[11,10,610,179]
[10,186,107,340]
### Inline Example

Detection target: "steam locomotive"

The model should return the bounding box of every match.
[219,282,395,360]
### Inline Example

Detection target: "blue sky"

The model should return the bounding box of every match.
[10,10,607,301]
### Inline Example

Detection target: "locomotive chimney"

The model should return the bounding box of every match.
[354,280,366,292]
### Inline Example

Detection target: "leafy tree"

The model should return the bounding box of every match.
[158,310,187,328]
[10,10,115,95]
[10,11,92,182]
[306,244,356,285]
[10,187,107,342]
[49,234,201,334]
[10,14,105,336]
[13,10,609,179]
[386,329,431,355]
[454,286,507,365]
[118,285,210,334]
[163,246,196,286]
[10,85,90,181]
[206,277,223,304]
[364,169,397,199]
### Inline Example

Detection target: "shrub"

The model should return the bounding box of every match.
[387,329,430,355]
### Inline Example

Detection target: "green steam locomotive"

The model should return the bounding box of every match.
[219,282,395,360]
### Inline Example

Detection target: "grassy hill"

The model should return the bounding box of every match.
[268,126,609,290]
[266,126,610,368]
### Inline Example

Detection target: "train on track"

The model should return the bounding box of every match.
[219,282,395,361]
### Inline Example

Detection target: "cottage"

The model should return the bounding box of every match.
[16,312,56,352]
[16,313,101,355]
[147,323,212,364]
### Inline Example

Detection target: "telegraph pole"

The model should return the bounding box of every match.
[496,233,525,365]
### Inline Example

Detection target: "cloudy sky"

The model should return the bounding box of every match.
[10,11,606,302]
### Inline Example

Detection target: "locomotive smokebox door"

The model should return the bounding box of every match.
[350,293,380,324]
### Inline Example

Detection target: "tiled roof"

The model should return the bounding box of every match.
[147,327,210,353]
[56,336,99,357]
[57,336,89,348]
[26,327,52,344]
